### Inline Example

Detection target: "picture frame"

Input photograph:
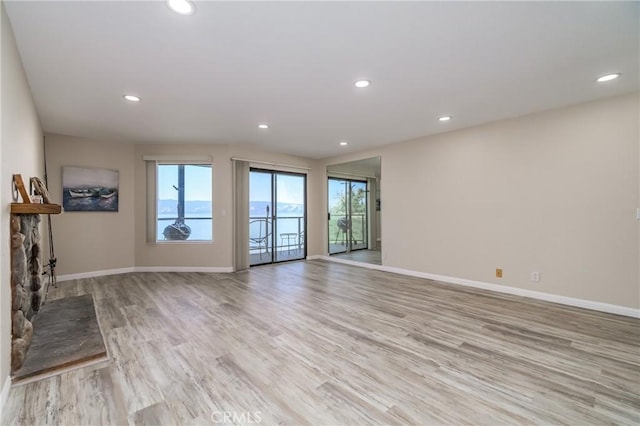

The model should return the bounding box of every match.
[62,166,119,212]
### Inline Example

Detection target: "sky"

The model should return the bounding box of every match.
[250,171,304,205]
[157,165,212,200]
[157,166,305,205]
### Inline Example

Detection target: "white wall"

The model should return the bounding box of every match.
[42,140,316,275]
[44,134,135,276]
[133,143,315,269]
[321,93,639,310]
[0,2,44,396]
[133,144,232,269]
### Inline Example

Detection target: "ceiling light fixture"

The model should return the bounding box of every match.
[596,73,621,83]
[438,116,452,122]
[354,80,371,88]
[123,95,141,102]
[257,124,269,129]
[167,0,195,15]
[339,141,349,146]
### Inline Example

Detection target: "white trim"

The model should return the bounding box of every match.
[154,241,214,245]
[52,259,640,318]
[306,255,326,260]
[231,157,311,171]
[57,266,234,282]
[0,375,11,419]
[142,154,212,162]
[57,267,136,282]
[327,171,375,180]
[314,255,388,271]
[135,266,234,273]
[316,255,640,318]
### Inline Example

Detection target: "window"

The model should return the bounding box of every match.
[156,164,212,242]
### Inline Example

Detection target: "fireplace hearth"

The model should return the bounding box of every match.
[10,209,60,373]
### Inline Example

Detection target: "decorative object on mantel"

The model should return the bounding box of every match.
[11,173,61,213]
[30,176,53,204]
[12,174,31,203]
[62,166,119,212]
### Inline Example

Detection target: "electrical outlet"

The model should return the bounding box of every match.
[531,271,540,282]
[496,268,502,278]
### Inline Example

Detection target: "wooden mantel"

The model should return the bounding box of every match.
[11,203,62,215]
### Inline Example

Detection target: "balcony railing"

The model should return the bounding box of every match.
[249,216,305,258]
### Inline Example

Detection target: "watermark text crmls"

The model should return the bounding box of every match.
[210,411,262,424]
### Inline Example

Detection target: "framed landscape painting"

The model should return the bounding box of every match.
[62,166,119,212]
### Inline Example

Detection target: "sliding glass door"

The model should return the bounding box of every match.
[250,169,306,266]
[328,178,368,254]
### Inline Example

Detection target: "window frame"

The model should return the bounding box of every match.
[146,158,214,244]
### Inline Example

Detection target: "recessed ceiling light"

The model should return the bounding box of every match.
[354,80,371,88]
[123,95,141,102]
[339,141,349,146]
[596,73,621,83]
[167,0,195,15]
[438,116,452,122]
[257,124,269,129]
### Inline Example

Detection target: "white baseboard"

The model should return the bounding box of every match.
[57,266,233,282]
[53,257,640,318]
[57,267,136,282]
[317,255,640,318]
[135,266,234,273]
[312,255,383,269]
[305,255,326,260]
[0,375,11,420]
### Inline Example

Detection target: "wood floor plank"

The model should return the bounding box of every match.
[2,260,638,425]
[133,401,180,426]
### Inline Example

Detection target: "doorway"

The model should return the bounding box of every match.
[328,178,368,254]
[249,169,306,266]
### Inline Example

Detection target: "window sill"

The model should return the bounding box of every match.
[153,240,214,245]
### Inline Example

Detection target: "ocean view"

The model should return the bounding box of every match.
[157,200,305,241]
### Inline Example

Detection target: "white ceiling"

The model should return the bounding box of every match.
[5,1,639,159]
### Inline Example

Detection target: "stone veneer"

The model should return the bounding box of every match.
[10,214,45,373]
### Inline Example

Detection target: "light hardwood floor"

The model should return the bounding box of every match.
[3,260,639,425]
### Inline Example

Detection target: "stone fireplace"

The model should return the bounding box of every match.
[10,213,46,373]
